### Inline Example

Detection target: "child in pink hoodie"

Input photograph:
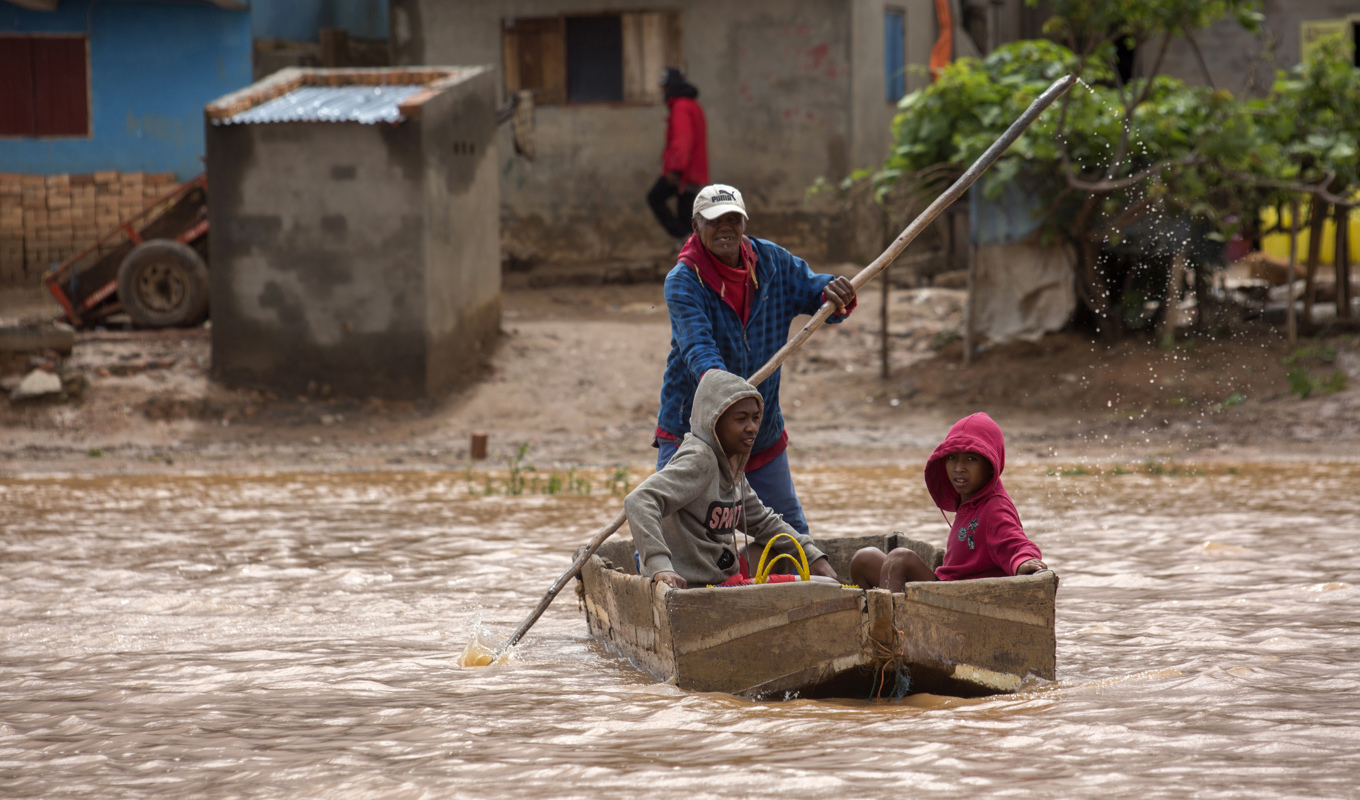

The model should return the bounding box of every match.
[851,412,1048,592]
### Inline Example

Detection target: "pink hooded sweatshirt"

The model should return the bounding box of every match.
[924,413,1042,581]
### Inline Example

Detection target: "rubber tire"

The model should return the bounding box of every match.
[116,239,209,328]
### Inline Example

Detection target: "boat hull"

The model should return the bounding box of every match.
[579,533,1056,698]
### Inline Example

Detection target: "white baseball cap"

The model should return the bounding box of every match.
[691,184,748,221]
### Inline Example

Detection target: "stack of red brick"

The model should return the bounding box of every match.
[0,171,179,288]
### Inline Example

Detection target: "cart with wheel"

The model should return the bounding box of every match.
[43,175,210,329]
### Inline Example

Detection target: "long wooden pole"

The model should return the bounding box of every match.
[495,72,1078,655]
[749,72,1077,385]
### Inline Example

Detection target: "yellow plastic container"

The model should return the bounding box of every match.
[1261,199,1360,265]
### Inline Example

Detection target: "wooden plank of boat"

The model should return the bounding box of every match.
[578,533,1056,699]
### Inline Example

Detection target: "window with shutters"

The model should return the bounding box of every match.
[502,11,683,105]
[0,35,90,138]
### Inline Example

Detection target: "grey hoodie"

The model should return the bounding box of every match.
[623,370,827,586]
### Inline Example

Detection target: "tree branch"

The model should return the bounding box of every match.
[1071,156,1200,194]
[1184,31,1216,90]
[1213,162,1355,208]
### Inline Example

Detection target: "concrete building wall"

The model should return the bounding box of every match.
[208,121,428,398]
[1155,1,1357,96]
[392,0,938,266]
[251,0,390,41]
[0,0,251,180]
[417,70,502,394]
[206,68,500,399]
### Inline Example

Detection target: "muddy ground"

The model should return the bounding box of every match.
[2,281,1359,478]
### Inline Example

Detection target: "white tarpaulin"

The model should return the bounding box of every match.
[972,241,1076,344]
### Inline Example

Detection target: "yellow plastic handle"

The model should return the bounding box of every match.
[753,533,811,584]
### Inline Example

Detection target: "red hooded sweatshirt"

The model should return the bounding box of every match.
[924,413,1042,581]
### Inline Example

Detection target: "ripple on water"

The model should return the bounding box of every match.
[1,463,1358,797]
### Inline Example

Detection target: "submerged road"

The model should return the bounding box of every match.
[1,462,1357,797]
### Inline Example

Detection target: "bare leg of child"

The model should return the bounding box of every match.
[850,547,888,589]
[880,547,937,592]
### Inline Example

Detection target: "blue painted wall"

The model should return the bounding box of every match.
[0,1,251,180]
[251,0,387,42]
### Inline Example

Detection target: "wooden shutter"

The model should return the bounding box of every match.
[503,17,566,105]
[33,37,89,136]
[0,37,37,136]
[621,11,683,104]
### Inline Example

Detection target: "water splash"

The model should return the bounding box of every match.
[458,621,515,666]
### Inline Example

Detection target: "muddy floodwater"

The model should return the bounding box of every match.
[1,462,1357,798]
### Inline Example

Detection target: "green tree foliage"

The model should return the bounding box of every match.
[880,0,1358,338]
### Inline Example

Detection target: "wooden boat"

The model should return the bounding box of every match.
[577,532,1056,699]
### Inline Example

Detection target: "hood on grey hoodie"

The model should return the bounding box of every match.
[622,370,825,585]
[688,370,763,483]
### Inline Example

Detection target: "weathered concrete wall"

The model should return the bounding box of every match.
[392,0,938,266]
[419,70,502,395]
[206,68,500,399]
[1159,0,1357,96]
[208,121,428,398]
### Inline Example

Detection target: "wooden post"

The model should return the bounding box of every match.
[879,262,891,379]
[1337,204,1352,320]
[1304,195,1326,327]
[1161,251,1186,348]
[1286,197,1299,347]
[963,239,977,367]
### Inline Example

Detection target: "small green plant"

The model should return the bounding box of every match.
[604,466,632,497]
[1284,345,1337,366]
[1143,459,1201,477]
[86,448,103,458]
[931,329,961,350]
[467,445,607,497]
[568,468,592,495]
[1287,366,1347,399]
[1224,392,1247,407]
[505,442,535,496]
[1112,465,1130,476]
[1046,465,1091,477]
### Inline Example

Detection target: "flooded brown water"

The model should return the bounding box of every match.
[2,462,1357,798]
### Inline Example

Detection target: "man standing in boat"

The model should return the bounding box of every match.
[653,184,857,536]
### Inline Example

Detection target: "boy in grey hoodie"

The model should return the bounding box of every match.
[624,371,839,589]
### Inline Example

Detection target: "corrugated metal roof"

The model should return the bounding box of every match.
[215,85,425,125]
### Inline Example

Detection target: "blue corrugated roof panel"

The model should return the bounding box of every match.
[216,85,425,125]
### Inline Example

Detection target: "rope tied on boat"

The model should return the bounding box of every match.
[867,621,912,701]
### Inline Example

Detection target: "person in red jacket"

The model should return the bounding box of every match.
[850,412,1050,592]
[646,68,709,241]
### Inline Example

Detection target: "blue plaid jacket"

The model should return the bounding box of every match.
[657,237,851,452]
